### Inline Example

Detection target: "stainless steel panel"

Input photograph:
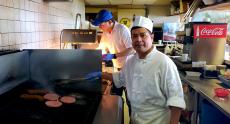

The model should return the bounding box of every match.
[93,95,123,124]
[0,51,29,94]
[192,38,226,65]
[28,49,102,92]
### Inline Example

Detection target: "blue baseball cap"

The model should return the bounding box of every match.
[92,9,113,26]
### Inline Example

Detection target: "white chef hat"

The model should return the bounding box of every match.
[132,16,153,33]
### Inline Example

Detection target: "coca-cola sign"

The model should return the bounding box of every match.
[193,24,227,38]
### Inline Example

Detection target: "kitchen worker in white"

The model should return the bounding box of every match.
[92,9,134,70]
[102,16,186,124]
[92,9,134,114]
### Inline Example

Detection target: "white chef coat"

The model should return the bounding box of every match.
[113,47,186,124]
[99,22,132,69]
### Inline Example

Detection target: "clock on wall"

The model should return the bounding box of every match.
[119,18,131,28]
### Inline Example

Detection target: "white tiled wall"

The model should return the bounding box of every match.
[0,0,84,50]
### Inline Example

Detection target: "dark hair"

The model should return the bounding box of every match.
[131,26,152,34]
[108,18,115,23]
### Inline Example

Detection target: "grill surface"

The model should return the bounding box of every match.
[0,81,101,124]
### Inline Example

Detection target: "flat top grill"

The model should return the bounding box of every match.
[0,81,102,124]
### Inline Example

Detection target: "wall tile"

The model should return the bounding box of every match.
[25,22,31,32]
[19,0,25,9]
[0,20,8,33]
[15,21,21,32]
[1,33,9,46]
[0,0,84,49]
[35,32,39,41]
[29,1,35,12]
[16,33,22,44]
[34,12,38,22]
[31,32,36,42]
[8,7,15,20]
[0,33,1,45]
[21,44,28,49]
[30,22,35,32]
[13,0,20,9]
[9,33,16,45]
[0,6,9,19]
[1,46,10,50]
[33,2,38,12]
[20,21,26,32]
[0,0,6,6]
[27,33,32,43]
[8,20,15,33]
[15,44,20,50]
[20,10,26,21]
[30,11,35,21]
[25,11,30,21]
[14,9,20,20]
[21,33,27,43]
[6,0,14,7]
[9,45,16,50]
[24,0,29,10]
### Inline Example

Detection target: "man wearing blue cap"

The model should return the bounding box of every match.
[92,9,134,70]
[92,9,134,116]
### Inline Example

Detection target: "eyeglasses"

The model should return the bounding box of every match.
[131,32,150,39]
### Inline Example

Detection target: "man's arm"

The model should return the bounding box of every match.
[169,106,182,124]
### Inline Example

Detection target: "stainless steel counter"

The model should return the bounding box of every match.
[180,73,230,119]
[93,95,123,124]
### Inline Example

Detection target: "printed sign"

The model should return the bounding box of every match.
[120,18,131,28]
[193,24,227,38]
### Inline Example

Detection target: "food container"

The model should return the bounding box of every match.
[214,88,230,97]
[185,71,201,77]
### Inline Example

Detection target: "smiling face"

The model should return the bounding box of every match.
[131,27,154,58]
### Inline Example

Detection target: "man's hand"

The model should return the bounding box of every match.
[102,72,113,81]
[102,54,117,61]
[170,106,182,124]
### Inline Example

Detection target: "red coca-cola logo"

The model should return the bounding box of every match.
[201,28,224,36]
[194,24,227,38]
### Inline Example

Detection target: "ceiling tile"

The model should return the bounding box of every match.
[85,0,110,5]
